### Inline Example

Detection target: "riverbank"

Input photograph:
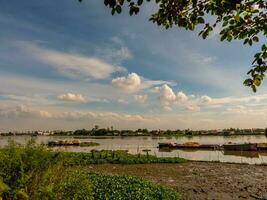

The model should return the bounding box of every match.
[81,162,267,200]
[0,143,181,199]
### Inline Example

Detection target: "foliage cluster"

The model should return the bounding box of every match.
[88,173,180,200]
[0,142,181,199]
[78,0,267,92]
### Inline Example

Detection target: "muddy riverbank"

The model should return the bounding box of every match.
[82,162,267,200]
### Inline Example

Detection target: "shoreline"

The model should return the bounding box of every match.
[0,133,265,137]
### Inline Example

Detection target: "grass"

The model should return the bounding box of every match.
[60,150,186,165]
[0,141,182,199]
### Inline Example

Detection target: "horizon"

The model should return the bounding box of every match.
[1,0,267,131]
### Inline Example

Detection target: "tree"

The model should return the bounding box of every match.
[79,0,267,92]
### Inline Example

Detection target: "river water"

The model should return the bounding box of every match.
[1,135,267,165]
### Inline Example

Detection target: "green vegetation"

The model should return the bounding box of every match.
[61,150,185,165]
[78,0,267,92]
[88,173,180,200]
[0,141,182,199]
[70,127,267,137]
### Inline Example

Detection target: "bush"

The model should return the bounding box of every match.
[88,173,180,200]
[36,169,93,200]
[0,141,60,199]
[0,142,182,200]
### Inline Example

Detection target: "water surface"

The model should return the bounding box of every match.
[1,135,267,164]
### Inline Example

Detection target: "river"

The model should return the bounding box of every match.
[1,135,267,164]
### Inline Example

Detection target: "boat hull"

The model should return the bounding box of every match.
[223,143,257,151]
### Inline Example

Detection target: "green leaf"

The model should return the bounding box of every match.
[252,36,259,42]
[111,8,116,15]
[197,17,205,24]
[116,5,122,14]
[104,0,109,6]
[248,39,253,46]
[254,79,261,86]
[222,20,228,27]
[137,0,143,6]
[118,0,124,5]
[243,79,253,86]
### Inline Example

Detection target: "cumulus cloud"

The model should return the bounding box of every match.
[112,73,174,93]
[200,95,212,104]
[112,73,142,92]
[57,93,86,103]
[134,95,148,104]
[155,84,176,106]
[19,41,125,80]
[176,91,188,103]
[155,84,212,111]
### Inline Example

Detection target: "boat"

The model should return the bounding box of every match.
[158,142,221,150]
[257,143,267,150]
[159,142,267,151]
[223,143,257,151]
[48,140,81,146]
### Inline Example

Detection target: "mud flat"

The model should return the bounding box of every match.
[82,162,267,200]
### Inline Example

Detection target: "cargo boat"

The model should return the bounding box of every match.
[158,142,221,150]
[223,143,257,151]
[158,142,267,151]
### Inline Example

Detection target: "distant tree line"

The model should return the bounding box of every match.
[1,127,265,136]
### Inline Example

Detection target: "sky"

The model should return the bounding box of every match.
[1,0,267,131]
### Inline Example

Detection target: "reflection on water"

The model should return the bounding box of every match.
[223,150,260,158]
[1,135,267,164]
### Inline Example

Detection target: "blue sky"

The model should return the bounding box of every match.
[1,0,267,131]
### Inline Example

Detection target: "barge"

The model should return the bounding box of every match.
[158,142,221,150]
[158,142,267,151]
[223,143,257,151]
[47,140,99,147]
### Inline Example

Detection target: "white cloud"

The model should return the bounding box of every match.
[176,91,188,103]
[18,41,125,80]
[112,73,142,92]
[0,105,53,119]
[134,95,148,104]
[96,46,132,64]
[57,93,86,103]
[95,37,133,64]
[155,84,177,106]
[226,105,247,114]
[155,84,212,111]
[111,73,174,93]
[200,95,212,104]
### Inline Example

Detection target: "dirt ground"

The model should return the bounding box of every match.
[81,162,267,200]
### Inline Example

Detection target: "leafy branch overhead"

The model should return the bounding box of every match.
[78,0,267,92]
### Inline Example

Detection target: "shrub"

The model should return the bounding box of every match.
[88,173,180,200]
[36,169,93,200]
[0,142,182,200]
